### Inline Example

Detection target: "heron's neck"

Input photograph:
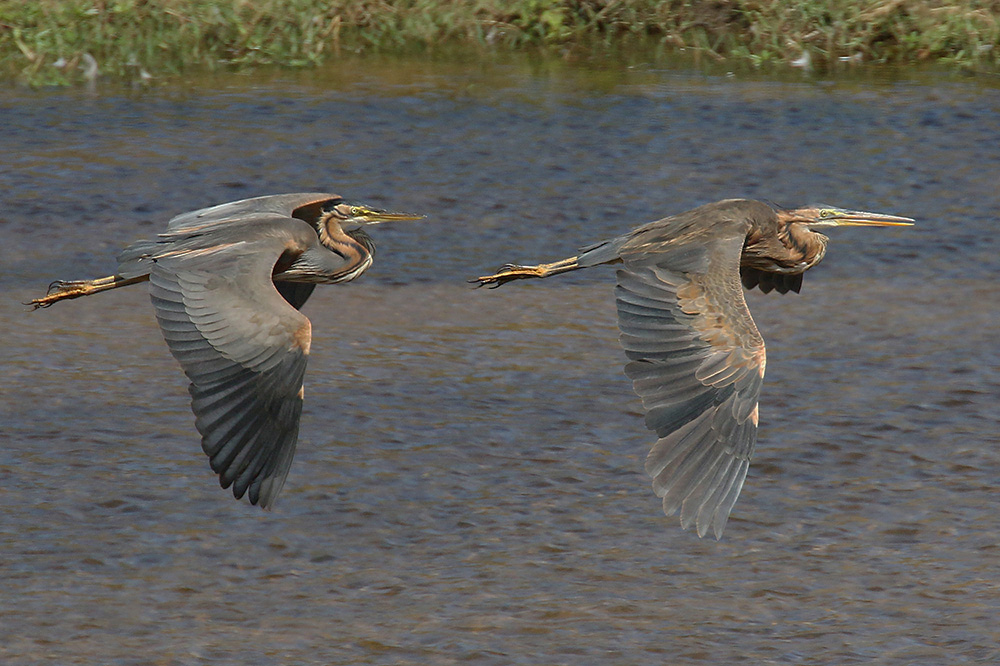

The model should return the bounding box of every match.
[318,220,369,258]
[742,221,827,274]
[784,224,828,270]
[318,218,374,281]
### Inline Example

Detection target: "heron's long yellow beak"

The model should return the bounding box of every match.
[360,209,424,224]
[828,211,914,227]
[801,207,914,228]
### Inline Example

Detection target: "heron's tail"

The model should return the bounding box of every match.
[471,256,581,288]
[27,274,149,309]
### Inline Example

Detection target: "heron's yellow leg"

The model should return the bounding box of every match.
[27,274,149,309]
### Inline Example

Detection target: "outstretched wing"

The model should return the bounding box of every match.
[147,217,317,507]
[616,224,765,538]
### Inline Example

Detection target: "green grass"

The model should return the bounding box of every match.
[2,1,998,85]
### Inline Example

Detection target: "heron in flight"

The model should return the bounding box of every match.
[30,192,422,508]
[474,199,913,538]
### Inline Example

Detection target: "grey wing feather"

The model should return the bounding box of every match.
[147,221,316,507]
[616,225,766,539]
[117,239,160,279]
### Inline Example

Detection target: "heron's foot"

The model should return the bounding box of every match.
[26,277,113,309]
[470,264,544,289]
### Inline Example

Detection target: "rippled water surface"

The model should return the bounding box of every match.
[2,55,999,665]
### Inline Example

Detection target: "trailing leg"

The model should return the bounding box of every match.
[472,256,581,288]
[27,274,149,309]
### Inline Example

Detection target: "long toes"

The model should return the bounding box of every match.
[470,274,512,289]
[47,279,86,294]
[26,295,55,309]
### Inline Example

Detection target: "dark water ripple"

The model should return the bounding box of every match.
[2,58,999,665]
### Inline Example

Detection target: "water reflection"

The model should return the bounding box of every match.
[2,54,999,664]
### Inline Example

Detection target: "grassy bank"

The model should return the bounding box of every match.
[2,1,998,85]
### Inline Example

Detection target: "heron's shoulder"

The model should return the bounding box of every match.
[165,193,339,231]
[691,198,773,219]
[153,214,319,262]
[630,200,763,240]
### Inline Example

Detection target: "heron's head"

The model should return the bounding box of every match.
[780,205,914,231]
[321,198,423,232]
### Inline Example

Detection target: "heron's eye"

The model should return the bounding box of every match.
[351,206,363,216]
[819,209,833,218]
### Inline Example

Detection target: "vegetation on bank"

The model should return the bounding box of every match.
[1,0,998,85]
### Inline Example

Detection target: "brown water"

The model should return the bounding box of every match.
[2,55,999,665]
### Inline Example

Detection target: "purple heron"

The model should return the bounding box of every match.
[30,193,422,508]
[474,199,913,538]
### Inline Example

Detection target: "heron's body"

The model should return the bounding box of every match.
[30,193,421,508]
[475,199,912,538]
